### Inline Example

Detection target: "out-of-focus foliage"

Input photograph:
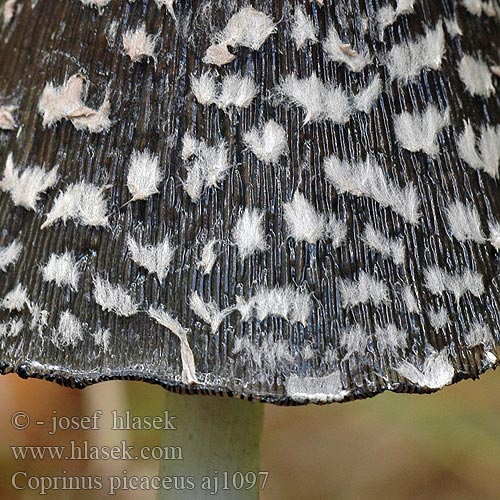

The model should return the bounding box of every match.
[1,372,499,499]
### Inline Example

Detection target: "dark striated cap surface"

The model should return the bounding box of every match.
[0,0,499,404]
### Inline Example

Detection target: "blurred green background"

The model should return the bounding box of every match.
[1,369,499,500]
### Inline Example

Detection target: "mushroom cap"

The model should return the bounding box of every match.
[0,0,499,404]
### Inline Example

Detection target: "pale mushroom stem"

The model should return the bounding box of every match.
[157,392,265,500]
